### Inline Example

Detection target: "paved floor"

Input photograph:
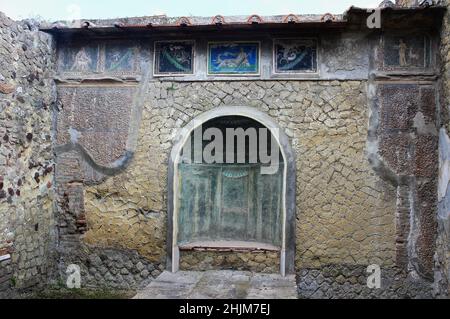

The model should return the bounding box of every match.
[133,270,298,299]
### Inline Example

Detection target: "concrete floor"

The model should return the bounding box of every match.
[133,270,298,299]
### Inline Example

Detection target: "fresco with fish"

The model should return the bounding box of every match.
[274,39,317,73]
[208,42,260,75]
[105,44,136,73]
[154,41,194,75]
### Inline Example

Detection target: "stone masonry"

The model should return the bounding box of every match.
[0,3,449,299]
[0,12,56,296]
[56,79,412,294]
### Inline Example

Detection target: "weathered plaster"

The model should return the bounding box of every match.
[55,33,370,83]
[320,32,370,79]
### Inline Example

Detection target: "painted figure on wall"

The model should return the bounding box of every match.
[398,39,408,66]
[274,39,317,73]
[105,45,135,72]
[384,35,431,69]
[208,42,259,75]
[154,41,194,75]
[71,48,92,71]
[58,45,98,73]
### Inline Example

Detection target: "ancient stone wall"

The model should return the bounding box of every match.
[51,22,442,297]
[56,77,441,298]
[436,0,450,298]
[298,264,433,299]
[157,81,397,272]
[54,79,401,288]
[0,12,56,295]
[179,251,280,273]
[54,81,167,289]
[0,6,446,298]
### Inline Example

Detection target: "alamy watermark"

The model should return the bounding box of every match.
[66,264,81,289]
[177,121,282,175]
[367,9,381,29]
[367,264,381,289]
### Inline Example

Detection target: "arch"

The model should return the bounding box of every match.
[167,106,296,276]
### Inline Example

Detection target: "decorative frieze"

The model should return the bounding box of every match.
[57,41,140,77]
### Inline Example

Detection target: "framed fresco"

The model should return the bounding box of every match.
[382,35,431,70]
[273,39,318,74]
[58,44,100,74]
[58,42,140,76]
[154,40,195,76]
[105,44,138,73]
[208,42,260,76]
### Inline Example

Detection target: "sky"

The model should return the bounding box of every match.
[0,0,381,21]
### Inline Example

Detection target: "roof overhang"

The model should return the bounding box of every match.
[39,5,447,40]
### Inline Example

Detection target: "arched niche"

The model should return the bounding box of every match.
[167,106,296,276]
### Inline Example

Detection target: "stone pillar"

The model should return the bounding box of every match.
[435,0,450,299]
